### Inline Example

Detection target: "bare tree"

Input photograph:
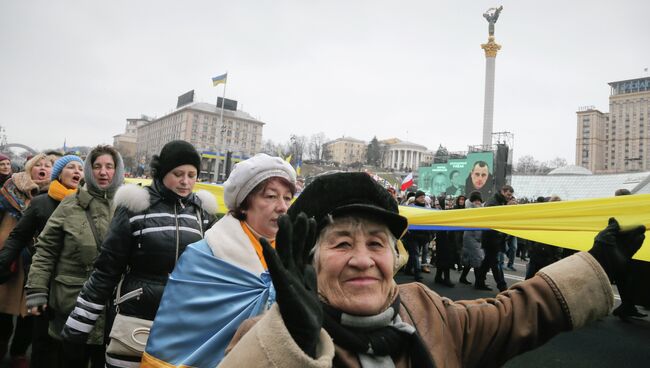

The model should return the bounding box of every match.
[515,155,539,175]
[289,135,307,164]
[547,157,568,169]
[308,132,327,162]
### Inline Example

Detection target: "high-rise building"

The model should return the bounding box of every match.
[135,101,264,173]
[576,77,650,173]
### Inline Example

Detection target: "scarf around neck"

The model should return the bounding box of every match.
[321,293,435,368]
[48,179,77,201]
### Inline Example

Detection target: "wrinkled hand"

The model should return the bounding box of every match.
[260,213,322,358]
[589,217,646,282]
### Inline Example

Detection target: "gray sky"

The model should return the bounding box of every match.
[1,0,648,163]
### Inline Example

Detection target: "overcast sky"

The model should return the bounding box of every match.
[1,0,648,163]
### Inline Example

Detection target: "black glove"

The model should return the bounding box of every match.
[260,213,322,358]
[589,217,646,282]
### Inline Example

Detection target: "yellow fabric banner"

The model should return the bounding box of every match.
[125,179,649,261]
[400,194,650,261]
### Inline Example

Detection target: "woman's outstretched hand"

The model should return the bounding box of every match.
[259,213,322,358]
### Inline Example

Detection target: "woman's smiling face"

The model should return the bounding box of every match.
[315,218,395,316]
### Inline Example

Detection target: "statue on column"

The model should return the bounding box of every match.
[483,6,503,36]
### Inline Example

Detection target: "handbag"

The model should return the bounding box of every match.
[105,274,152,357]
[104,207,205,358]
[106,313,152,356]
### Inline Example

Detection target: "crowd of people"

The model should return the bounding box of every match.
[0,140,646,368]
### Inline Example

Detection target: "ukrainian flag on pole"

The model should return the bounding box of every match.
[212,73,228,86]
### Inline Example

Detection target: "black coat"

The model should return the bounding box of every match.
[0,192,59,283]
[62,180,217,343]
[481,192,508,254]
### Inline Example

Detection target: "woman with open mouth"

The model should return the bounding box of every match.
[57,140,218,368]
[25,146,124,368]
[0,152,61,368]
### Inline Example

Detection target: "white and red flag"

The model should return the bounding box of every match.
[400,173,413,191]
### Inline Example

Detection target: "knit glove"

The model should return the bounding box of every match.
[25,290,49,315]
[589,217,646,283]
[260,213,322,358]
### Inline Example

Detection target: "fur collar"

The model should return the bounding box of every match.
[113,183,218,215]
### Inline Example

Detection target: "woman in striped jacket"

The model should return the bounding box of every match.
[60,140,217,368]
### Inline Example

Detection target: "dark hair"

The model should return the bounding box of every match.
[501,184,514,192]
[449,170,459,180]
[231,177,296,221]
[536,196,546,203]
[45,150,63,158]
[472,161,489,171]
[469,191,482,203]
[89,145,119,166]
[614,188,631,196]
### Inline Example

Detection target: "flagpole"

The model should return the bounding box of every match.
[219,72,228,181]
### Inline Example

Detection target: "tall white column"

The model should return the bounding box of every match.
[481,36,501,148]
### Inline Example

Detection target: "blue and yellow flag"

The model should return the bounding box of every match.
[401,194,650,261]
[142,241,275,367]
[212,73,227,86]
[295,159,302,176]
[123,179,650,261]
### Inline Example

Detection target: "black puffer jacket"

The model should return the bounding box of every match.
[61,180,217,343]
[0,192,59,283]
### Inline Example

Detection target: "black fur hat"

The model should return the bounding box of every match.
[288,172,408,239]
[150,140,201,180]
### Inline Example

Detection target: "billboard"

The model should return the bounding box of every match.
[418,151,494,199]
[176,90,195,108]
[217,97,238,111]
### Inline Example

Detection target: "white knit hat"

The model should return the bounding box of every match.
[223,153,296,211]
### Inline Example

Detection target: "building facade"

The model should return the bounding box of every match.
[382,138,430,171]
[575,109,607,172]
[114,117,151,159]
[323,137,367,166]
[576,77,650,173]
[135,102,264,176]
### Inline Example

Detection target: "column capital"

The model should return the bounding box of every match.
[481,36,501,57]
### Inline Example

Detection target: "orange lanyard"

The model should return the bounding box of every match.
[240,221,275,270]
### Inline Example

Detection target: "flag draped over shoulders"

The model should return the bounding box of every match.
[141,240,275,367]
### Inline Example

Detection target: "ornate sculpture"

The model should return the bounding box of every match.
[483,6,503,36]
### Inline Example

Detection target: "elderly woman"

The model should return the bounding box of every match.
[25,146,123,368]
[57,140,217,368]
[220,172,644,368]
[140,153,296,367]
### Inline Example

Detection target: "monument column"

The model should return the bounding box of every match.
[481,6,503,148]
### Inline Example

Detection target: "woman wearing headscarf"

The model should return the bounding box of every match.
[0,152,59,367]
[59,140,217,368]
[220,172,641,368]
[0,154,13,187]
[140,153,296,367]
[25,146,124,368]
